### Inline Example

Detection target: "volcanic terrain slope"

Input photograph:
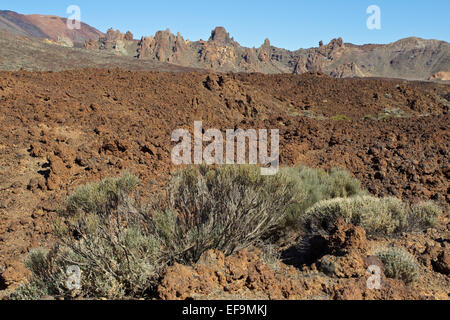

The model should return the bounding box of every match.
[0,10,103,42]
[0,70,448,299]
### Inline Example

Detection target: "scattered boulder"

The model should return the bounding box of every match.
[432,249,450,275]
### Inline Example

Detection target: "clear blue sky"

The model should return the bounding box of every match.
[3,0,449,50]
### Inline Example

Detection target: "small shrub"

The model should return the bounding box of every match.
[363,114,377,121]
[302,196,408,236]
[376,247,419,283]
[302,196,442,237]
[363,108,409,121]
[407,201,441,230]
[8,248,67,300]
[301,110,326,120]
[8,279,50,300]
[60,170,139,216]
[12,208,162,300]
[258,242,282,272]
[383,108,408,118]
[280,166,366,229]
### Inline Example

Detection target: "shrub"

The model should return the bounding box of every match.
[330,114,350,121]
[407,201,442,230]
[280,166,366,229]
[11,172,161,300]
[362,108,409,121]
[8,248,67,300]
[383,108,408,118]
[60,170,139,216]
[376,247,419,283]
[13,210,161,301]
[301,110,327,120]
[56,219,161,299]
[362,114,377,121]
[8,279,50,300]
[152,165,303,263]
[302,196,408,236]
[302,196,442,237]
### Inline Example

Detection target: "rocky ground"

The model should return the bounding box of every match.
[0,70,448,299]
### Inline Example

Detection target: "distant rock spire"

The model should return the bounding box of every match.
[209,27,233,44]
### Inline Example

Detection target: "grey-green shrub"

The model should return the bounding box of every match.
[58,225,161,299]
[408,201,442,230]
[8,248,64,300]
[302,196,442,236]
[8,279,50,300]
[153,165,303,263]
[280,166,366,229]
[14,213,160,300]
[61,170,139,216]
[376,247,419,283]
[302,196,408,236]
[11,172,160,300]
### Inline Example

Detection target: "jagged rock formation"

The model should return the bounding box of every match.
[0,9,448,80]
[84,26,449,80]
[137,29,190,64]
[85,28,139,56]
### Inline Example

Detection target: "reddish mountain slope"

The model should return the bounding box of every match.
[0,10,103,43]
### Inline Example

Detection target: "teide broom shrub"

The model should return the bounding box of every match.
[151,165,303,263]
[10,172,161,300]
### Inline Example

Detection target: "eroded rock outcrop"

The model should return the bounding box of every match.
[138,29,189,65]
[81,26,450,79]
[85,28,137,56]
[330,62,366,78]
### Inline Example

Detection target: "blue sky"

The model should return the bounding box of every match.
[3,0,449,50]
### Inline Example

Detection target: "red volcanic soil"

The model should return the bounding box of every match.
[0,70,448,298]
